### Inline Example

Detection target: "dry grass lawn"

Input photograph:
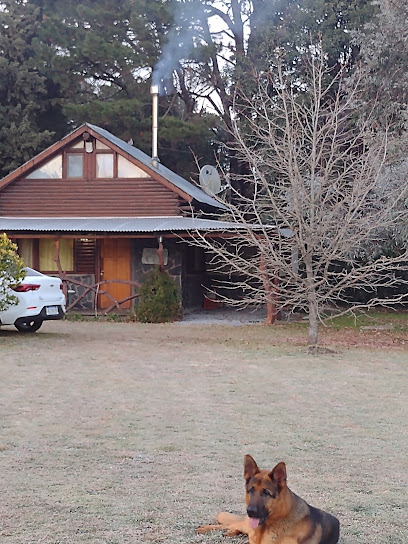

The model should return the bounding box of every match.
[0,319,407,543]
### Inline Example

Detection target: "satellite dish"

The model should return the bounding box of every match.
[199,165,222,195]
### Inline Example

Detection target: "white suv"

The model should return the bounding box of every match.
[0,267,66,332]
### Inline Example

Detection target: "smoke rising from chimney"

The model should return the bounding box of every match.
[152,0,205,95]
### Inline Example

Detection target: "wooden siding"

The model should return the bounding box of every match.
[0,177,186,217]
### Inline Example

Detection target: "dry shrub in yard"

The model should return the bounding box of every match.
[0,320,406,544]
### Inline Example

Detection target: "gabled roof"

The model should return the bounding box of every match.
[86,124,227,210]
[0,123,228,211]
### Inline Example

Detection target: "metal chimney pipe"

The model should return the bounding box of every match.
[150,84,159,168]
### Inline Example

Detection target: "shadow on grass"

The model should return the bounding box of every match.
[0,329,68,341]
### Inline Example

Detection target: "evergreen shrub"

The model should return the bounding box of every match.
[135,267,181,323]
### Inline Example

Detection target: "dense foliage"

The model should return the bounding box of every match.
[0,0,406,253]
[0,1,58,178]
[135,267,181,323]
[356,0,408,152]
[0,234,26,312]
[0,0,382,180]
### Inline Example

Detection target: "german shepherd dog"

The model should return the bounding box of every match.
[197,455,340,544]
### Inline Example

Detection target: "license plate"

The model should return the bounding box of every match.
[46,306,59,316]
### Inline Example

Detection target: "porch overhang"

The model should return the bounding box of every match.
[0,216,274,237]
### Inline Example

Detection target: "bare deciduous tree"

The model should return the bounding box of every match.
[193,49,408,349]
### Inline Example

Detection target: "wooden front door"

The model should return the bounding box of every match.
[100,238,131,309]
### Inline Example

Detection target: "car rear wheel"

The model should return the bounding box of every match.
[15,319,43,333]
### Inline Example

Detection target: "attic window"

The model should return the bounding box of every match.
[67,153,84,178]
[96,153,114,178]
[26,155,62,179]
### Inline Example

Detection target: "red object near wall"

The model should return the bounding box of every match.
[203,295,223,310]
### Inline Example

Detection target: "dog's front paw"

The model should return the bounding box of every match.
[224,529,242,537]
[196,524,222,534]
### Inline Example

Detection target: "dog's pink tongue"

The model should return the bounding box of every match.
[249,517,260,529]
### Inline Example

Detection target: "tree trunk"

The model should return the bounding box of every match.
[308,293,319,347]
[305,253,319,348]
[260,254,278,324]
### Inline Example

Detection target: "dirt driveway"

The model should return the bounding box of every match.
[0,320,407,543]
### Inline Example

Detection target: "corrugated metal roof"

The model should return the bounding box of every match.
[0,216,258,233]
[86,124,228,210]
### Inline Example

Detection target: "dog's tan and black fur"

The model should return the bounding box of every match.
[197,455,340,544]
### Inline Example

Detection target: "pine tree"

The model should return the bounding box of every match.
[353,0,408,249]
[33,0,219,179]
[247,0,375,76]
[356,0,408,151]
[0,1,56,177]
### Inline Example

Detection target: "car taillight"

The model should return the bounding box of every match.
[12,284,41,292]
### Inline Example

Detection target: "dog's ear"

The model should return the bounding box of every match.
[269,462,287,489]
[244,454,260,481]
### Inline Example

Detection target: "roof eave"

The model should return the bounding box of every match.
[0,125,89,192]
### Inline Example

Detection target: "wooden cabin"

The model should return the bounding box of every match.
[0,123,232,312]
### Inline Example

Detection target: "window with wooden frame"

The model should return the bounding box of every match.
[15,239,74,273]
[64,137,115,179]
[17,239,36,267]
[95,150,114,178]
[39,239,74,272]
[66,153,84,178]
[26,136,151,180]
[16,238,97,275]
[63,139,86,179]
